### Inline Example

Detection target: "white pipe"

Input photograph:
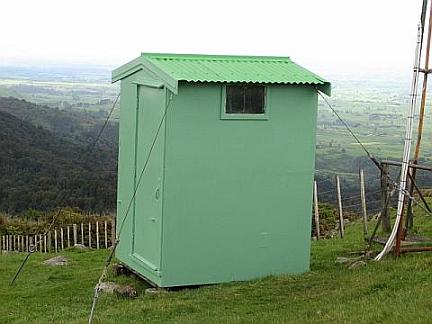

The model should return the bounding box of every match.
[375,23,423,261]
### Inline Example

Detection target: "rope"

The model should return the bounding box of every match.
[86,93,120,154]
[10,207,63,285]
[317,92,376,161]
[317,71,432,259]
[10,94,120,285]
[88,91,174,324]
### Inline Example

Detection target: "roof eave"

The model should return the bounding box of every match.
[112,56,142,83]
[112,55,179,94]
[317,82,331,96]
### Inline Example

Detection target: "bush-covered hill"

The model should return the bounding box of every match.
[0,98,117,214]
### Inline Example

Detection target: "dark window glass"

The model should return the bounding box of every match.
[226,84,265,114]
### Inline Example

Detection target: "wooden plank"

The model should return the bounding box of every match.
[67,226,70,248]
[26,235,29,252]
[81,223,84,245]
[21,236,24,253]
[111,219,116,246]
[88,223,92,248]
[96,221,100,249]
[380,163,391,232]
[39,234,42,252]
[44,235,47,253]
[313,180,320,239]
[104,221,108,249]
[336,175,344,238]
[73,224,77,246]
[54,230,58,253]
[359,169,368,237]
[48,232,51,253]
[381,160,432,172]
[60,228,64,250]
[34,235,37,252]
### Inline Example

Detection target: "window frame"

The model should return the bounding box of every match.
[220,84,270,120]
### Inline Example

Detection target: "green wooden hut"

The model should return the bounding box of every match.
[112,53,330,287]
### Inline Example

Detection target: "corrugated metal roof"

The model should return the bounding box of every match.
[112,53,331,95]
[142,53,327,85]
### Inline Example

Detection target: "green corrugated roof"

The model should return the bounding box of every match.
[112,53,330,95]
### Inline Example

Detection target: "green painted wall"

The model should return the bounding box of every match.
[116,73,318,287]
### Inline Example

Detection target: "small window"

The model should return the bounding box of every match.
[226,84,265,114]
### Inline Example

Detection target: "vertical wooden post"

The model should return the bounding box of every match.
[313,180,320,239]
[60,228,64,250]
[380,163,391,232]
[67,226,70,248]
[44,235,47,253]
[26,235,29,252]
[96,221,100,249]
[111,219,116,246]
[73,224,77,246]
[88,223,92,248]
[21,236,24,252]
[6,235,9,251]
[81,223,84,245]
[34,235,37,251]
[104,221,108,249]
[336,175,344,238]
[48,232,51,253]
[39,234,42,252]
[54,230,58,253]
[359,169,368,237]
[29,236,33,252]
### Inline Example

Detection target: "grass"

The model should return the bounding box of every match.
[2,221,432,323]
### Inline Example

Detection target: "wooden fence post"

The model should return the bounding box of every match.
[380,163,391,232]
[81,223,84,245]
[48,232,51,253]
[67,226,70,248]
[336,175,344,238]
[34,235,37,251]
[96,222,100,249]
[26,235,29,252]
[359,169,368,237]
[54,230,58,253]
[313,180,320,239]
[60,228,64,250]
[39,234,42,252]
[44,235,47,253]
[111,219,116,246]
[21,236,24,252]
[104,221,108,249]
[88,223,92,248]
[73,224,77,246]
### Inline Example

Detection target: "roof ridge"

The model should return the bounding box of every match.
[141,53,291,62]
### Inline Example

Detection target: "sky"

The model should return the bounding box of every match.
[0,0,425,76]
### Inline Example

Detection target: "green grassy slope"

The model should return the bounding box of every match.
[2,219,432,323]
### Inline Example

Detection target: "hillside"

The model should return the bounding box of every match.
[0,108,117,213]
[0,96,118,150]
